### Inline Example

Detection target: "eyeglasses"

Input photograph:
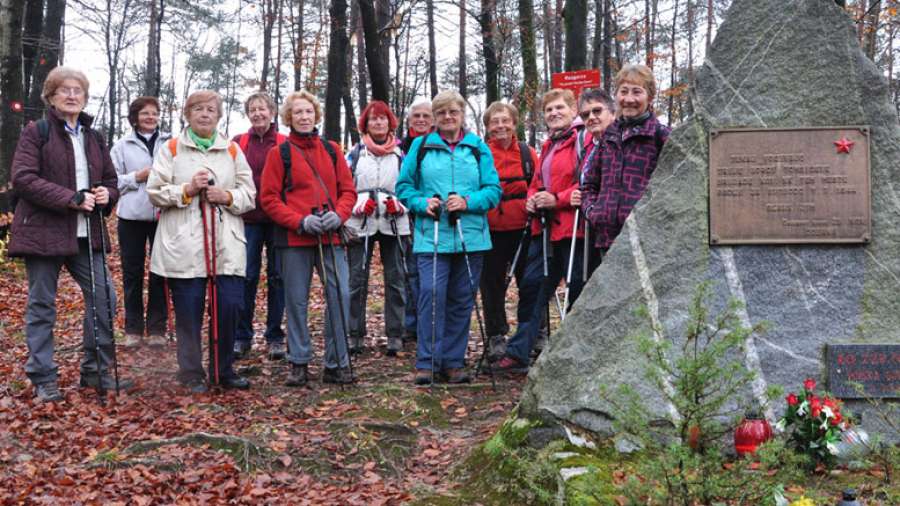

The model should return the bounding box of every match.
[578,107,607,120]
[56,87,85,97]
[436,109,462,118]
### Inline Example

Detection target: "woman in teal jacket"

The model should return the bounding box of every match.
[396,90,501,385]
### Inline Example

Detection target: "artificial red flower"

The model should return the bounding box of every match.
[809,396,823,418]
[831,411,843,426]
[804,378,816,391]
[786,393,799,406]
[824,397,837,410]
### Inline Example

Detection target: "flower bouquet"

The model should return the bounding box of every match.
[776,378,846,468]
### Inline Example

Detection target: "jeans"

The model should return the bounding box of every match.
[168,276,243,384]
[24,239,117,385]
[281,245,351,369]
[236,222,285,346]
[479,229,530,337]
[348,232,407,339]
[117,218,167,336]
[505,238,585,363]
[415,252,483,371]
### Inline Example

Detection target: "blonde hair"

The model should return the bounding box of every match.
[431,90,466,117]
[41,67,90,106]
[183,90,223,122]
[541,89,576,111]
[280,90,323,126]
[615,64,657,102]
[482,101,519,130]
[244,92,277,116]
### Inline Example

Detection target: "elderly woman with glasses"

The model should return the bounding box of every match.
[396,90,501,386]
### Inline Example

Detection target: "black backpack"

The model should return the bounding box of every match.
[277,137,338,202]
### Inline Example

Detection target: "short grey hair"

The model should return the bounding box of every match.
[407,98,432,117]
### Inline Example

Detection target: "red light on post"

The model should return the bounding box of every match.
[10,101,23,113]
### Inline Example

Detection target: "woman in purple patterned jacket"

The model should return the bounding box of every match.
[582,64,670,258]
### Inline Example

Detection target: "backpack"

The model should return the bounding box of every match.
[167,137,239,160]
[277,137,338,202]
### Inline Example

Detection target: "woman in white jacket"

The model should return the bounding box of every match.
[110,96,171,349]
[147,90,256,393]
[345,101,410,356]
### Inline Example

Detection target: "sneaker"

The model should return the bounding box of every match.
[488,335,507,361]
[267,342,286,361]
[233,341,251,359]
[123,333,142,348]
[184,379,208,394]
[444,368,471,384]
[79,375,135,390]
[323,367,355,384]
[35,382,63,402]
[145,334,167,348]
[348,336,364,355]
[493,356,529,374]
[386,337,403,357]
[285,364,308,387]
[413,369,433,386]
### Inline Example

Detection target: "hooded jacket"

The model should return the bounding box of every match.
[111,129,171,221]
[486,136,538,232]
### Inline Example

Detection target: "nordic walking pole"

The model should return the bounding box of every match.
[447,193,495,389]
[82,192,107,404]
[322,204,354,381]
[200,181,220,386]
[583,218,590,282]
[429,194,441,388]
[385,196,409,281]
[504,215,533,291]
[537,187,549,278]
[92,183,120,394]
[561,207,580,322]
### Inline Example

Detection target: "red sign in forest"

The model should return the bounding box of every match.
[551,69,602,98]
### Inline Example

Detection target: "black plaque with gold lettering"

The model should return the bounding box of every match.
[709,127,871,244]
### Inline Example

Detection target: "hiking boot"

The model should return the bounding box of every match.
[267,342,286,361]
[386,337,403,357]
[414,369,433,386]
[123,333,142,348]
[444,368,471,384]
[146,334,167,348]
[79,374,135,391]
[323,367,355,384]
[233,340,251,359]
[285,364,308,387]
[493,356,529,374]
[184,379,208,394]
[402,328,417,343]
[35,382,63,402]
[488,335,507,361]
[221,375,251,390]
[348,336,365,355]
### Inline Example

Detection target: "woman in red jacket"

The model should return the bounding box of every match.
[494,88,591,373]
[478,101,539,360]
[260,90,357,386]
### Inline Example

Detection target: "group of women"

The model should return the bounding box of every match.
[9,62,668,401]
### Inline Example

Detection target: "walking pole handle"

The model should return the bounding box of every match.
[431,193,442,220]
[446,191,460,227]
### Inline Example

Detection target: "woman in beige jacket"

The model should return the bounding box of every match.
[147,90,256,393]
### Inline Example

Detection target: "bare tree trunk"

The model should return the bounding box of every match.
[324,0,348,142]
[260,0,275,90]
[360,0,391,102]
[274,0,283,105]
[482,0,499,104]
[22,0,43,95]
[426,0,437,98]
[644,0,650,65]
[459,0,467,98]
[602,0,612,92]
[667,0,678,123]
[591,0,602,69]
[353,0,368,108]
[290,0,304,91]
[0,0,25,191]
[343,45,359,145]
[519,0,538,144]
[27,0,65,123]
[705,0,713,55]
[863,0,881,61]
[563,0,587,70]
[551,0,563,73]
[144,0,163,96]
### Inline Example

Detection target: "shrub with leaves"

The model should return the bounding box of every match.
[776,378,846,469]
[601,282,782,505]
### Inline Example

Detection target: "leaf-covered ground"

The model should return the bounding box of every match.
[0,222,525,504]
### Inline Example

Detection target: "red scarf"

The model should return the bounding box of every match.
[362,132,396,157]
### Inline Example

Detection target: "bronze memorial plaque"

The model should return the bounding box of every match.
[709,127,871,244]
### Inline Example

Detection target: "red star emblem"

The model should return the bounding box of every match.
[834,137,854,154]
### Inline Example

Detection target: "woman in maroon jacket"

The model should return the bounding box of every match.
[9,67,131,402]
[260,90,357,387]
[582,64,670,256]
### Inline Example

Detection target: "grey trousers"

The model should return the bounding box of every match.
[348,232,407,340]
[24,239,117,386]
[281,244,351,369]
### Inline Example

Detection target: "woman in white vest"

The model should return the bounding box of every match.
[345,100,410,356]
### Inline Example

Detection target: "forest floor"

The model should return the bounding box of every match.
[0,220,525,504]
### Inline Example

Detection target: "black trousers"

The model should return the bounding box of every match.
[117,218,167,336]
[479,229,531,337]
